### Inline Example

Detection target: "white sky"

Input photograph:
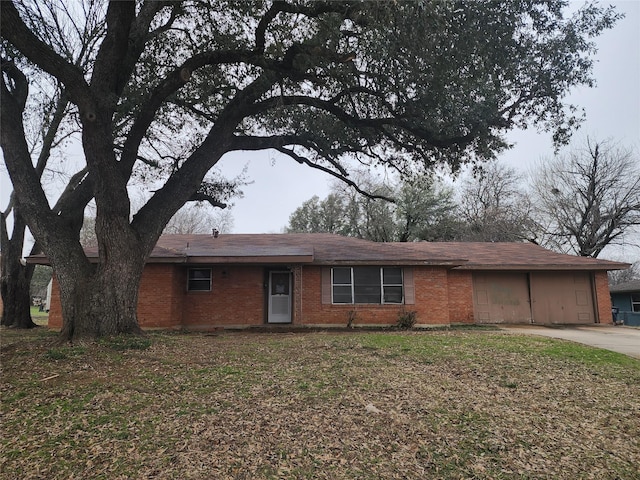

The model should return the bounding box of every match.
[2,1,639,261]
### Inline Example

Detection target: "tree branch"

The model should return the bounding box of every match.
[274,146,393,202]
[187,192,226,209]
[0,0,93,111]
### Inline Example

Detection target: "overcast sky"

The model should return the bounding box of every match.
[216,0,640,257]
[2,1,639,261]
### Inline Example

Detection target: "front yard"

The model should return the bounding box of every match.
[1,327,639,479]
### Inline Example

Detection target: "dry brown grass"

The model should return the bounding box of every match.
[1,327,639,479]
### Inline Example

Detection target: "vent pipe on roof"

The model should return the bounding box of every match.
[212,229,219,238]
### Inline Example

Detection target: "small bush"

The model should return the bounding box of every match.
[347,309,358,328]
[396,310,417,330]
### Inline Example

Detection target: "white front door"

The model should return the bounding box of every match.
[268,271,291,323]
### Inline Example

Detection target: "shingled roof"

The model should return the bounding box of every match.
[609,280,640,293]
[27,233,629,270]
[146,233,468,266]
[398,241,629,271]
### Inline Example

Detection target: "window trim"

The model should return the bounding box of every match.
[382,267,404,304]
[632,293,640,313]
[331,267,354,304]
[331,267,404,305]
[187,268,212,292]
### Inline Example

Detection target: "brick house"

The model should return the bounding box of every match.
[39,233,628,330]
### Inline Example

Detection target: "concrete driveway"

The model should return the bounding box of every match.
[500,325,640,359]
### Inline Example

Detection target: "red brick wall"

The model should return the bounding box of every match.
[137,264,185,328]
[298,265,456,327]
[47,266,184,331]
[447,270,475,324]
[48,275,63,329]
[594,270,613,325]
[181,266,265,329]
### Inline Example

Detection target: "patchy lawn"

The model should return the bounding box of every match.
[1,328,639,479]
[29,306,49,326]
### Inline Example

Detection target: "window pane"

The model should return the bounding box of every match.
[354,267,380,285]
[352,267,381,303]
[333,286,353,303]
[354,287,381,303]
[632,294,640,313]
[190,269,209,280]
[271,272,290,295]
[189,280,211,291]
[188,268,211,291]
[383,268,403,285]
[333,268,352,285]
[384,286,403,304]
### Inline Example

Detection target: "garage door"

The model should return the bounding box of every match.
[473,272,532,324]
[530,272,595,324]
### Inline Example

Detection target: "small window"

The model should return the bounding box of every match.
[632,293,640,313]
[188,268,212,291]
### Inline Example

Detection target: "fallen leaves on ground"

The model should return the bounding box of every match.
[1,328,639,479]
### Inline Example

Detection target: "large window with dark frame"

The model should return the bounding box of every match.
[331,267,403,304]
[187,268,212,291]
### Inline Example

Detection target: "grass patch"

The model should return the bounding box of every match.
[30,305,49,325]
[1,329,639,479]
[98,334,152,351]
[45,345,87,360]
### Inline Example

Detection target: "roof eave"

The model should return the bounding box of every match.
[313,260,468,267]
[455,264,628,271]
[183,255,315,264]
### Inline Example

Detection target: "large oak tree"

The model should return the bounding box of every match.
[1,0,619,341]
[1,1,103,329]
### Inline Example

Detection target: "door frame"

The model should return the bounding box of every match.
[266,269,292,324]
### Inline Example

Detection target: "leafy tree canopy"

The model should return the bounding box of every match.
[286,173,460,242]
[0,0,621,340]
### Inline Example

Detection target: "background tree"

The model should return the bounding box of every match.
[530,138,640,257]
[608,261,640,286]
[394,175,459,242]
[1,0,620,340]
[287,173,460,242]
[334,175,397,241]
[164,204,234,235]
[286,194,351,236]
[455,161,535,242]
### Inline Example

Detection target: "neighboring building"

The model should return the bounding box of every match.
[610,280,640,327]
[31,233,628,331]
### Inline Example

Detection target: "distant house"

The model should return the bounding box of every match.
[610,280,640,326]
[32,233,628,331]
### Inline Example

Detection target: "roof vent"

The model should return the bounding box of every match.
[212,229,219,238]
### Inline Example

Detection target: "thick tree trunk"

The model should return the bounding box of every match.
[57,254,145,342]
[0,209,37,329]
[0,255,36,329]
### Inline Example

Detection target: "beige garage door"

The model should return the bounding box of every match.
[473,272,532,324]
[530,272,595,324]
